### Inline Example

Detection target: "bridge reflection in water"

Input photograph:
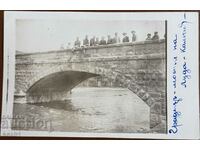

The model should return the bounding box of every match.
[13,87,150,133]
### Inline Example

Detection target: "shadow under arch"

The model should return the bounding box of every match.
[25,65,154,106]
[26,70,99,103]
[25,65,162,130]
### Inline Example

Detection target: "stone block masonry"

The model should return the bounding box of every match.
[15,39,166,132]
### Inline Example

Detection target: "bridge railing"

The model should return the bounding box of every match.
[15,39,166,64]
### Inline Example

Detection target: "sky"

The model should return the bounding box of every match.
[16,19,165,53]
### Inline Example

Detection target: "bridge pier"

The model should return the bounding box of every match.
[149,99,166,132]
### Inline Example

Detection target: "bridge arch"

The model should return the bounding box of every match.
[25,64,155,107]
[24,64,162,130]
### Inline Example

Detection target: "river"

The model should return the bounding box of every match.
[12,87,150,133]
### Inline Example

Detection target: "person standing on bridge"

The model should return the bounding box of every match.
[99,36,106,45]
[107,35,113,44]
[145,33,152,41]
[131,30,137,42]
[122,33,129,43]
[152,31,160,41]
[94,37,99,46]
[113,32,120,44]
[90,36,95,46]
[83,35,89,47]
[74,37,81,48]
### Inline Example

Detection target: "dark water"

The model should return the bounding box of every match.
[12,87,150,133]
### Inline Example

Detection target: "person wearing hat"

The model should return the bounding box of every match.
[146,33,152,41]
[83,35,89,46]
[122,32,129,43]
[113,32,120,44]
[152,31,159,40]
[131,30,137,42]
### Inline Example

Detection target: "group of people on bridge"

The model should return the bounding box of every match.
[60,31,162,50]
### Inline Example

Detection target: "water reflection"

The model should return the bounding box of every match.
[12,87,150,133]
[33,100,78,112]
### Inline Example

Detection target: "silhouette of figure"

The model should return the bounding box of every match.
[90,36,95,46]
[146,33,152,41]
[107,35,113,44]
[152,32,159,40]
[113,32,120,44]
[83,35,89,46]
[99,36,106,45]
[94,37,99,46]
[74,37,81,48]
[131,30,137,42]
[122,33,129,43]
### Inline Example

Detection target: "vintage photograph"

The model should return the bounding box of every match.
[8,12,167,134]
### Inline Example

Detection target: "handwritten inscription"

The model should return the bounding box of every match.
[169,13,192,134]
[169,96,182,134]
[179,14,192,88]
[179,22,187,53]
[181,60,191,88]
[172,56,177,89]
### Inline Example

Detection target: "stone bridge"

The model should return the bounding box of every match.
[15,39,166,132]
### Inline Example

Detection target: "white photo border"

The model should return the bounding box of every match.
[1,11,199,139]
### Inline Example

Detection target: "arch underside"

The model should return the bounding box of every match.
[26,70,147,105]
[26,71,99,103]
[25,69,166,131]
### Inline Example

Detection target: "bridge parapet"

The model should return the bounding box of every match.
[16,39,165,64]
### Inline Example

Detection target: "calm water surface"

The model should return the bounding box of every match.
[13,87,150,133]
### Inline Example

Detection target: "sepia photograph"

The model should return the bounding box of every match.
[0,0,200,149]
[2,11,199,139]
[9,12,167,134]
